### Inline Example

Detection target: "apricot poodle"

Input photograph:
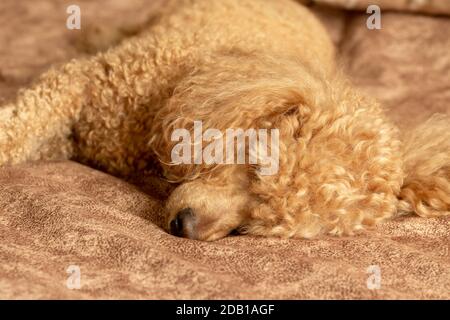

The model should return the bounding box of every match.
[1,0,449,241]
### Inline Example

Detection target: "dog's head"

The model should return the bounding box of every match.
[151,54,401,241]
[153,58,310,240]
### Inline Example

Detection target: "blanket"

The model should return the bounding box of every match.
[0,0,449,299]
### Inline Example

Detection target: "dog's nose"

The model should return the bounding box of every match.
[170,207,194,237]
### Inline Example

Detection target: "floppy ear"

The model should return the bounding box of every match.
[245,77,407,238]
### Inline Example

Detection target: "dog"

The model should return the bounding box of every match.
[1,0,449,241]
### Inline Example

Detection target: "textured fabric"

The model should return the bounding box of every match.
[0,161,449,299]
[0,0,449,299]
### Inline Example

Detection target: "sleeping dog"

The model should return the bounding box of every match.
[1,0,449,241]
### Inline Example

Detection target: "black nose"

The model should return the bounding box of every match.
[170,207,194,237]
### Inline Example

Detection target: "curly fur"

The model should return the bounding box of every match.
[0,0,448,241]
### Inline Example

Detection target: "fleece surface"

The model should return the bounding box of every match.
[0,0,449,299]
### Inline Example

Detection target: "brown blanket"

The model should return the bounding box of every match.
[0,0,449,299]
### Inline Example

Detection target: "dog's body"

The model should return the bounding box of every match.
[1,0,449,241]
